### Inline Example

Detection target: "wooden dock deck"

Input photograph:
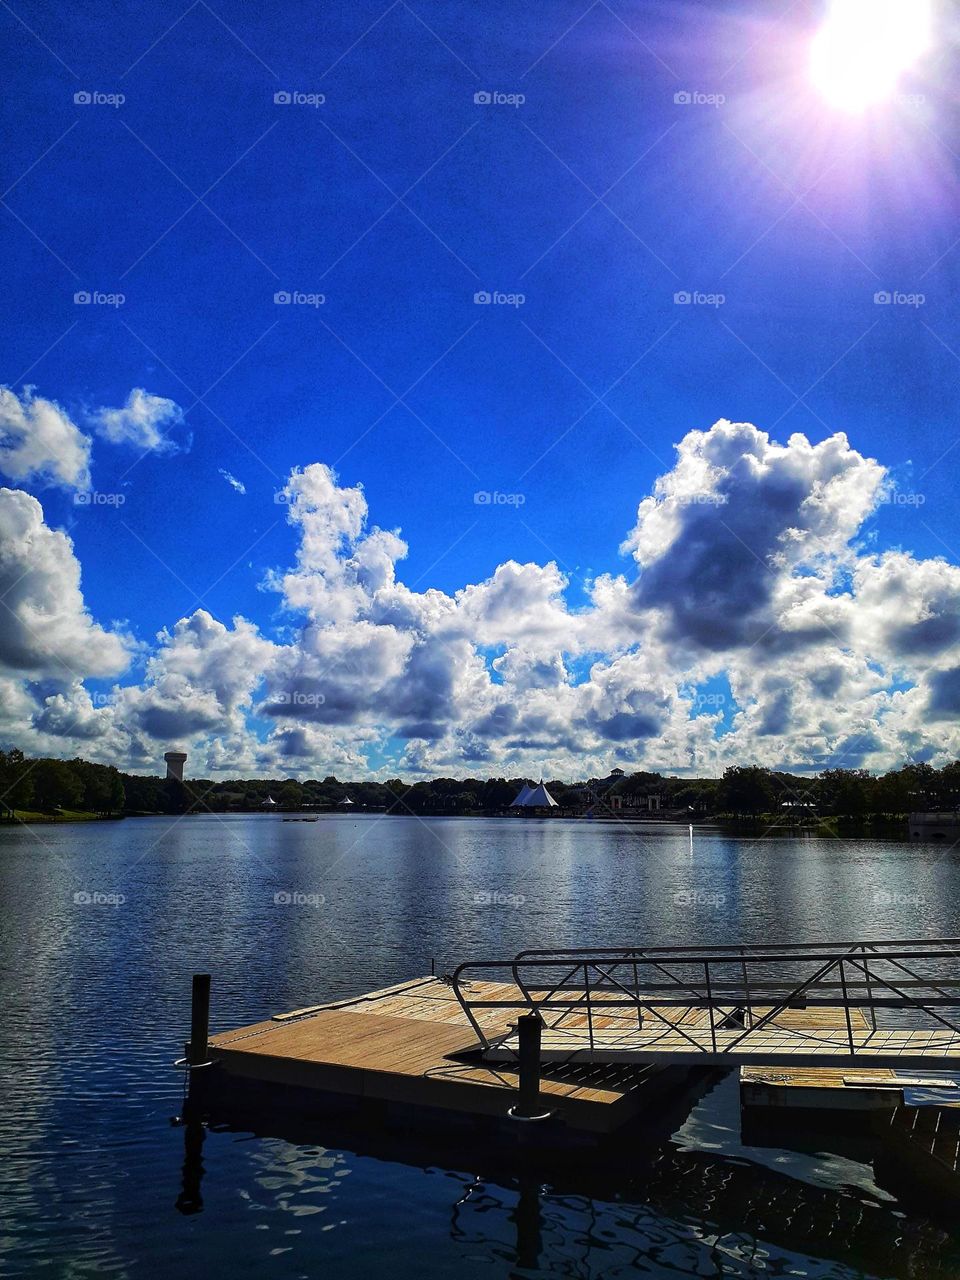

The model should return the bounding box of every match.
[199,975,960,1137]
[207,976,679,1134]
[485,1013,960,1070]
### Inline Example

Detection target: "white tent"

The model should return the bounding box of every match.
[524,780,558,808]
[511,780,558,808]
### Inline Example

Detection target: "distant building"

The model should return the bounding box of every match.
[261,795,277,808]
[164,751,187,782]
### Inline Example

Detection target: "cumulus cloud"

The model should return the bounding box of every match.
[90,388,186,455]
[4,420,960,779]
[219,469,246,494]
[0,386,92,490]
[623,421,885,653]
[0,488,128,678]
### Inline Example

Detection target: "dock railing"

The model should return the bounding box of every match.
[450,938,960,1058]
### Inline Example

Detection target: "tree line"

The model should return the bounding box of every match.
[1,749,958,820]
[0,749,125,816]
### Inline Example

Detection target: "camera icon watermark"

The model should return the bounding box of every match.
[269,690,326,707]
[474,490,525,506]
[874,290,925,307]
[674,290,725,307]
[473,290,525,307]
[273,890,326,907]
[673,888,725,907]
[274,90,325,107]
[675,492,728,506]
[473,889,526,907]
[473,90,525,107]
[274,290,325,306]
[74,90,125,108]
[673,90,725,107]
[73,890,126,906]
[879,489,925,507]
[73,491,125,507]
[74,290,125,307]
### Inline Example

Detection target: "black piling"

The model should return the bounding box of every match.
[183,973,211,1123]
[188,973,211,1066]
[514,1014,544,1119]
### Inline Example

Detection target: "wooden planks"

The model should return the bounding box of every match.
[210,978,669,1131]
[211,977,960,1132]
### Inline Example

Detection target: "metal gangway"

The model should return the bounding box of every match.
[451,938,960,1070]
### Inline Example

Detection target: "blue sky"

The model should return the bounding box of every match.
[2,0,959,778]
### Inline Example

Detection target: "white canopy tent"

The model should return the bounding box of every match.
[510,780,558,808]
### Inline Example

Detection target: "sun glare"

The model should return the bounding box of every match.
[810,0,933,113]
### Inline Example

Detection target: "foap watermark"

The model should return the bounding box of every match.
[474,490,525,506]
[674,290,725,308]
[873,890,926,907]
[474,290,525,307]
[879,489,926,507]
[874,290,925,307]
[74,90,125,108]
[73,491,125,507]
[274,90,325,107]
[676,492,728,506]
[74,290,125,307]
[473,90,525,107]
[270,690,326,708]
[674,90,725,107]
[274,890,326,907]
[73,890,125,906]
[473,889,526,907]
[693,691,726,708]
[895,92,926,111]
[674,888,726,908]
[274,290,325,307]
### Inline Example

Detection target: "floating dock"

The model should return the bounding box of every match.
[183,938,960,1157]
[203,976,683,1136]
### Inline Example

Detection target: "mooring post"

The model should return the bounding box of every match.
[188,973,211,1066]
[181,973,211,1125]
[515,1013,543,1118]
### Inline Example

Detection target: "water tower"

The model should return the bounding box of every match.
[164,751,187,782]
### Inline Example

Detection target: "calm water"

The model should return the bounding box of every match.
[3,814,960,1278]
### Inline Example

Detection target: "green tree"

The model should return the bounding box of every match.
[277,779,304,809]
[33,759,84,811]
[0,749,34,814]
[817,768,870,817]
[717,766,775,815]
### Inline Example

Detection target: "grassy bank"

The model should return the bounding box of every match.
[3,809,125,824]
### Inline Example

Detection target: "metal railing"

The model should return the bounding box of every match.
[450,938,960,1059]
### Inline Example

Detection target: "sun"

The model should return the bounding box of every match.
[810,0,933,113]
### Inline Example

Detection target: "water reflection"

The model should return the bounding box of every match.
[192,1105,960,1279]
[3,816,960,1277]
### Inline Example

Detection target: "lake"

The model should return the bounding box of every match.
[3,813,960,1278]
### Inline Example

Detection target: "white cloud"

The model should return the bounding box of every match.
[0,487,128,679]
[90,388,186,455]
[5,421,960,778]
[0,386,92,491]
[218,469,246,494]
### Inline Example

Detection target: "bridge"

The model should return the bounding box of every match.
[451,938,960,1071]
